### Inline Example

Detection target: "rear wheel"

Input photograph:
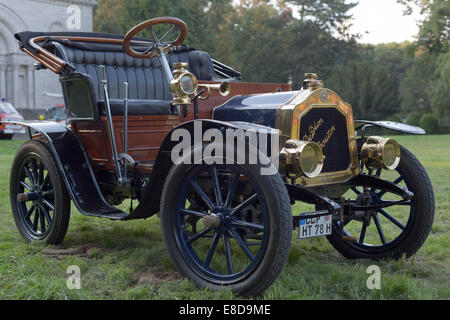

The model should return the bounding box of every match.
[327,146,434,260]
[10,140,71,244]
[161,161,292,297]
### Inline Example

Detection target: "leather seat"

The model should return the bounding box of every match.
[97,99,173,116]
[52,41,217,116]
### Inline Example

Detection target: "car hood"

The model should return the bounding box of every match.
[212,91,297,128]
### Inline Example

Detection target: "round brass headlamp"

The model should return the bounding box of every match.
[361,136,401,170]
[170,71,198,95]
[280,139,324,178]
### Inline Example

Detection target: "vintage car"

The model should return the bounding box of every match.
[4,17,434,297]
[0,100,25,139]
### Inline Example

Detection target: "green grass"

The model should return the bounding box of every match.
[0,135,448,300]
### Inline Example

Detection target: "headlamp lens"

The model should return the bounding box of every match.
[299,143,323,177]
[383,140,400,169]
[180,74,196,95]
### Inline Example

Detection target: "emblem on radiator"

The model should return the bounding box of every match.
[302,117,336,149]
[317,125,336,149]
[303,118,323,142]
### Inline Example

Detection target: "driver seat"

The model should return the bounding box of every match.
[51,41,218,117]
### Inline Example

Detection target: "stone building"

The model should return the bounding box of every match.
[0,0,97,113]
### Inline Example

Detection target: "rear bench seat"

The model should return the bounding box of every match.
[51,41,218,117]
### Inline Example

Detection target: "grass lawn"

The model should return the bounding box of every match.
[0,135,448,300]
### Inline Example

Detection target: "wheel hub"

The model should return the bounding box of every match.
[202,206,235,232]
[354,191,377,222]
[202,213,222,229]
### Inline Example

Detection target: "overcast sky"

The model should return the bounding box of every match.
[348,0,422,44]
[239,0,423,44]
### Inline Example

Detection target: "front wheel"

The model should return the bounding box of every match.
[160,161,292,297]
[327,145,435,260]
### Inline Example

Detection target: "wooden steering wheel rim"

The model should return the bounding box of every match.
[123,17,188,59]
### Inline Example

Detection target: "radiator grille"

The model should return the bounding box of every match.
[299,107,351,173]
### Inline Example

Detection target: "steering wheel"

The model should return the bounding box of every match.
[123,17,188,59]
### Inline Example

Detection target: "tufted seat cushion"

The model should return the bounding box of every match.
[97,99,173,116]
[52,41,217,116]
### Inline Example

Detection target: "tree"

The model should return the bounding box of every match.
[430,51,450,130]
[398,0,450,54]
[326,46,403,119]
[94,0,124,34]
[284,0,358,36]
[399,50,435,113]
[232,1,292,82]
[397,0,449,126]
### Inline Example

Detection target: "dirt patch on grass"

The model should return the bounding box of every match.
[41,244,98,259]
[132,272,181,285]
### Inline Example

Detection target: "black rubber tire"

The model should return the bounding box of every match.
[327,145,435,260]
[10,139,71,244]
[160,161,292,297]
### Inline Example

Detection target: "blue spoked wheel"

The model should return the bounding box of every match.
[161,161,292,297]
[327,146,435,260]
[10,140,71,244]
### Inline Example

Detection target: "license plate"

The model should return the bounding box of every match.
[298,213,332,239]
[4,124,24,134]
[5,124,22,130]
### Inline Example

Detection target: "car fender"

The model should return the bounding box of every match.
[126,119,280,220]
[355,120,425,135]
[4,121,128,220]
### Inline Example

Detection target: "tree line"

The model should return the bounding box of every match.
[94,0,449,133]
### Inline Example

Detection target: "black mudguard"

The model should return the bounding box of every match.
[126,119,280,220]
[354,120,425,135]
[7,121,128,220]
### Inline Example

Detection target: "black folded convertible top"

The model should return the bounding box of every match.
[15,31,144,54]
[15,31,238,79]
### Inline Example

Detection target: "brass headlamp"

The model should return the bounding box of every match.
[170,62,230,104]
[280,139,324,178]
[170,62,198,104]
[361,136,401,170]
